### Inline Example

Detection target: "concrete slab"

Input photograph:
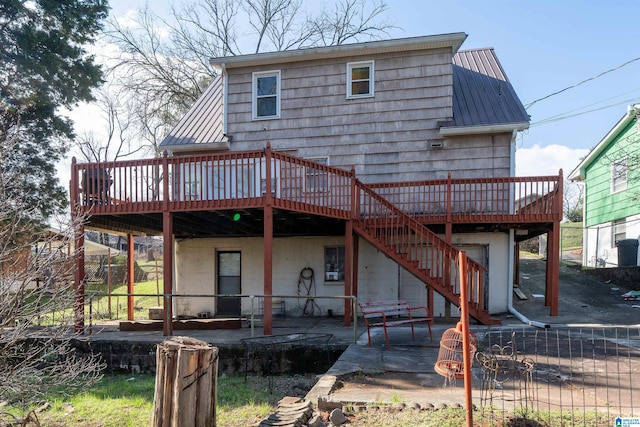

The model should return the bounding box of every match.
[84,254,640,410]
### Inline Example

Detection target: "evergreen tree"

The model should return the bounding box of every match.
[0,0,110,224]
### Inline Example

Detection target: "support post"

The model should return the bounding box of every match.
[263,143,273,335]
[71,158,85,334]
[162,152,173,336]
[514,242,520,287]
[163,211,174,336]
[344,220,353,326]
[458,251,473,427]
[352,234,359,299]
[546,222,560,316]
[127,233,135,321]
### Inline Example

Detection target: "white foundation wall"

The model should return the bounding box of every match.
[174,236,397,317]
[583,214,640,268]
[174,232,511,318]
[398,232,510,317]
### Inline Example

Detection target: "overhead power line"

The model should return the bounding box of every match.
[530,97,640,127]
[525,56,640,109]
[530,88,640,127]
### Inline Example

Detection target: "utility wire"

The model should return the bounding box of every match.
[531,96,640,127]
[525,56,640,109]
[535,87,640,122]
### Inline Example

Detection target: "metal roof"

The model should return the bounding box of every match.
[160,45,530,148]
[441,48,530,134]
[160,74,225,149]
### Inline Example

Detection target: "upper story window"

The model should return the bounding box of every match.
[346,61,374,99]
[253,70,280,119]
[611,158,627,193]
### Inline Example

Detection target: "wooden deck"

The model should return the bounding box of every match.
[71,148,562,228]
[71,146,562,330]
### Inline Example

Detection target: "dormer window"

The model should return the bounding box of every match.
[253,70,280,119]
[346,61,374,99]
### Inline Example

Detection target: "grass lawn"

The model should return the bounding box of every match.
[1,374,611,427]
[560,221,583,251]
[1,374,296,427]
[85,279,164,321]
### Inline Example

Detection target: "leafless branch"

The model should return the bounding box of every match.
[1,131,105,410]
[100,0,393,157]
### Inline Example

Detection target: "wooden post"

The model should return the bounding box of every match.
[163,211,174,336]
[71,157,85,334]
[264,143,273,336]
[108,247,112,317]
[152,337,219,427]
[458,251,473,427]
[127,233,135,320]
[344,220,353,326]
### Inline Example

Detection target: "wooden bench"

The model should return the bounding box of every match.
[359,299,433,350]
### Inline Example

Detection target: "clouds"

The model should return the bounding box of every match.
[515,143,590,178]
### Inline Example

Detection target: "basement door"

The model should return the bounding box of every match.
[217,251,241,316]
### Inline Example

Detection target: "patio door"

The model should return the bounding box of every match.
[217,251,241,316]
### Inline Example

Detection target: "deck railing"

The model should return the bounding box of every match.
[369,172,563,224]
[71,149,562,224]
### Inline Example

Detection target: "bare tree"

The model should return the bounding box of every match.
[0,129,105,418]
[563,180,584,222]
[76,85,149,163]
[104,0,394,155]
[600,131,640,202]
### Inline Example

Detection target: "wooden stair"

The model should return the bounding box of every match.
[353,179,497,325]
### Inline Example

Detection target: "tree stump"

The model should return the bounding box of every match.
[152,337,219,427]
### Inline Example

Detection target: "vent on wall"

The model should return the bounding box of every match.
[429,141,444,148]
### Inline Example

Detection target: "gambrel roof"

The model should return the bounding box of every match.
[160,36,529,149]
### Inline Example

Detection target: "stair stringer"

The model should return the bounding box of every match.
[352,180,498,325]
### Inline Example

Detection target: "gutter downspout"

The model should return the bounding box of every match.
[508,130,549,328]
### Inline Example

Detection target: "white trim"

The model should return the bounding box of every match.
[210,33,467,69]
[346,60,374,99]
[162,142,230,154]
[569,104,640,181]
[439,122,529,136]
[252,70,281,120]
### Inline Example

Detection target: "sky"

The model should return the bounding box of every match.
[66,0,640,181]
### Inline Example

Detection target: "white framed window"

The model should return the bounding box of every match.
[305,157,329,192]
[346,61,374,98]
[324,246,345,282]
[612,218,626,247]
[611,158,627,193]
[252,70,280,119]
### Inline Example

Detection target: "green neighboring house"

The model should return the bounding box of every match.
[570,104,640,267]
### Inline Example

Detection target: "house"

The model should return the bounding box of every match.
[569,104,640,267]
[71,33,563,335]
